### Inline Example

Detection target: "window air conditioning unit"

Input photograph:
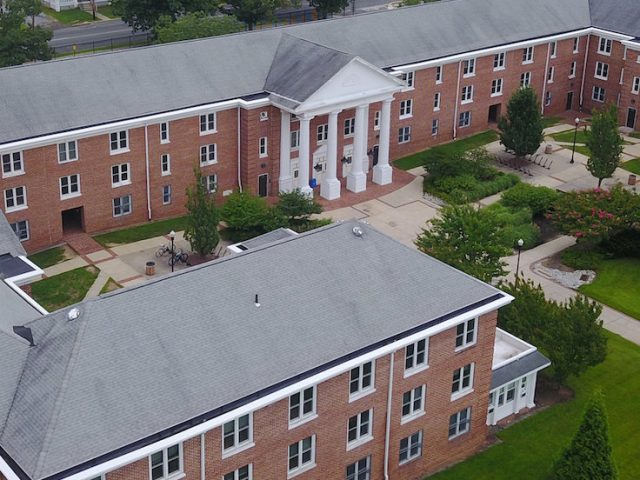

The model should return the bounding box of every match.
[259,111,269,121]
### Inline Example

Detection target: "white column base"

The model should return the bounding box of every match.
[300,185,313,197]
[279,176,293,193]
[320,178,341,200]
[347,171,367,193]
[372,164,392,185]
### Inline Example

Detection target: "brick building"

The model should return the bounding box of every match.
[1,0,639,252]
[0,221,550,480]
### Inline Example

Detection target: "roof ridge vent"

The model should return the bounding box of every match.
[12,325,35,346]
[67,307,81,321]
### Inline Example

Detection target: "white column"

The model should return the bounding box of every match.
[279,110,293,193]
[347,104,368,193]
[321,111,341,200]
[373,98,393,185]
[298,115,313,197]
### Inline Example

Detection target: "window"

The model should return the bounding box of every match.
[161,154,171,175]
[493,52,505,70]
[402,71,414,88]
[399,431,422,464]
[401,385,425,421]
[162,185,171,205]
[448,408,471,439]
[347,409,372,447]
[433,92,441,111]
[290,130,300,150]
[344,118,356,136]
[202,174,217,194]
[506,381,516,402]
[520,71,531,87]
[4,186,26,211]
[2,152,23,176]
[431,119,439,136]
[545,91,552,107]
[288,436,315,476]
[224,465,251,480]
[435,65,442,83]
[547,66,555,83]
[461,85,473,103]
[346,456,370,480]
[60,174,80,198]
[451,363,474,397]
[522,46,534,64]
[259,137,268,157]
[317,124,328,142]
[10,220,29,241]
[632,77,640,94]
[223,414,252,454]
[593,86,606,102]
[150,444,181,480]
[58,141,77,163]
[573,36,580,53]
[112,195,132,217]
[112,163,130,187]
[595,61,609,80]
[399,99,413,118]
[521,377,528,398]
[455,318,476,349]
[160,122,170,143]
[458,111,471,128]
[569,61,577,78]
[200,144,217,165]
[550,41,557,58]
[373,111,381,131]
[199,112,216,133]
[110,130,128,153]
[405,339,428,373]
[463,58,475,76]
[289,387,316,425]
[349,361,374,398]
[398,126,411,144]
[598,37,612,55]
[491,78,503,96]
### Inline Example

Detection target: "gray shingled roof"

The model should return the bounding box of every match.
[0,220,506,480]
[491,350,551,390]
[0,212,26,258]
[589,0,640,37]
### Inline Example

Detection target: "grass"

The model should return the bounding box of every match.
[27,246,66,269]
[43,6,95,24]
[31,266,99,312]
[551,129,590,144]
[99,277,122,295]
[580,258,640,321]
[622,158,640,175]
[394,131,499,170]
[94,216,189,247]
[629,132,640,139]
[541,116,563,128]
[429,331,640,480]
[98,5,117,18]
[574,144,591,157]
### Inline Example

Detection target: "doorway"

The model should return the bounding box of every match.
[371,145,379,167]
[627,107,637,129]
[258,174,268,197]
[342,145,354,178]
[565,92,574,111]
[488,104,501,124]
[61,207,84,234]
[312,150,327,185]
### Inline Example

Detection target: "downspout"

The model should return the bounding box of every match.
[453,60,462,139]
[200,433,205,480]
[237,106,243,192]
[541,42,551,115]
[144,124,152,220]
[579,35,592,109]
[383,351,395,480]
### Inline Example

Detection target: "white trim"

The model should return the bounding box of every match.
[489,364,551,395]
[0,456,21,480]
[383,352,393,480]
[492,328,538,370]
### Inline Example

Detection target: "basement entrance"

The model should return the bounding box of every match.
[488,104,501,124]
[62,207,84,234]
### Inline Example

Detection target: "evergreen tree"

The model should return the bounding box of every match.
[275,189,322,229]
[498,87,544,158]
[586,105,624,187]
[184,169,220,258]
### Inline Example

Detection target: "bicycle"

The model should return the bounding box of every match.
[169,249,189,267]
[155,244,173,257]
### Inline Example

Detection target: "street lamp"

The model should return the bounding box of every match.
[169,230,176,273]
[515,238,524,282]
[570,117,580,164]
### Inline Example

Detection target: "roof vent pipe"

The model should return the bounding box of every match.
[12,326,35,346]
[352,226,364,237]
[67,307,81,321]
[255,294,260,308]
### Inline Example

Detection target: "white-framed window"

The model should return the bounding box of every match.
[289,386,316,426]
[433,92,441,111]
[2,152,23,177]
[288,435,315,477]
[547,66,555,83]
[632,77,640,94]
[573,36,580,53]
[463,58,475,77]
[109,130,128,154]
[160,122,170,143]
[162,185,171,205]
[398,126,411,144]
[431,119,439,136]
[223,465,252,480]
[448,407,471,439]
[4,186,27,212]
[373,111,381,130]
[149,444,182,480]
[112,195,132,217]
[317,124,328,143]
[200,144,217,165]
[401,385,425,422]
[435,65,442,83]
[60,174,80,199]
[598,37,612,55]
[592,85,606,102]
[545,91,552,107]
[405,338,428,374]
[402,71,414,88]
[493,52,505,70]
[461,85,473,103]
[259,137,268,157]
[199,112,216,134]
[595,61,609,80]
[346,456,370,480]
[202,174,217,194]
[522,46,534,64]
[349,361,374,398]
[222,413,253,455]
[161,154,171,175]
[399,431,422,464]
[520,71,532,87]
[347,409,373,448]
[399,99,413,118]
[521,376,528,398]
[569,61,577,78]
[451,363,474,397]
[290,130,300,150]
[58,141,78,163]
[491,78,503,96]
[344,118,355,137]
[455,318,476,349]
[112,163,130,187]
[10,220,29,241]
[458,111,471,128]
[550,41,557,58]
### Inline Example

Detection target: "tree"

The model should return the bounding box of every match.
[111,0,218,32]
[226,0,292,30]
[275,189,322,228]
[552,391,617,480]
[498,86,544,158]
[586,105,624,187]
[415,205,510,283]
[220,191,286,242]
[308,0,348,19]
[155,13,244,43]
[184,169,220,257]
[11,0,41,28]
[0,1,52,67]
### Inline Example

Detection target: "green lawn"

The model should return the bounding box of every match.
[99,277,122,295]
[43,7,95,24]
[429,331,640,480]
[394,131,499,170]
[27,246,66,269]
[580,258,640,320]
[629,132,640,139]
[574,144,591,158]
[98,5,117,18]
[551,129,590,144]
[622,158,640,175]
[94,216,189,247]
[541,116,563,128]
[31,266,98,312]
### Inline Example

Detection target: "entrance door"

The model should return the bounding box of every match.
[342,144,354,178]
[627,107,637,129]
[290,158,300,190]
[565,92,574,111]
[371,145,379,167]
[312,151,327,185]
[494,381,517,421]
[488,104,501,123]
[258,174,268,197]
[61,207,84,234]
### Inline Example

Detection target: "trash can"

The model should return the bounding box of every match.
[309,178,317,188]
[629,174,637,186]
[544,144,553,154]
[145,261,156,276]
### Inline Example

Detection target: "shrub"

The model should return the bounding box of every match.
[561,245,606,270]
[600,228,640,258]
[502,183,560,216]
[221,191,286,240]
[484,203,541,249]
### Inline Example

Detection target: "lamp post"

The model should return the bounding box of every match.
[570,117,580,164]
[515,238,524,282]
[169,230,176,273]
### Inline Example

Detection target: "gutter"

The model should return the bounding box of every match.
[579,34,592,108]
[237,107,243,192]
[541,42,551,115]
[144,124,152,220]
[453,60,462,139]
[383,351,394,480]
